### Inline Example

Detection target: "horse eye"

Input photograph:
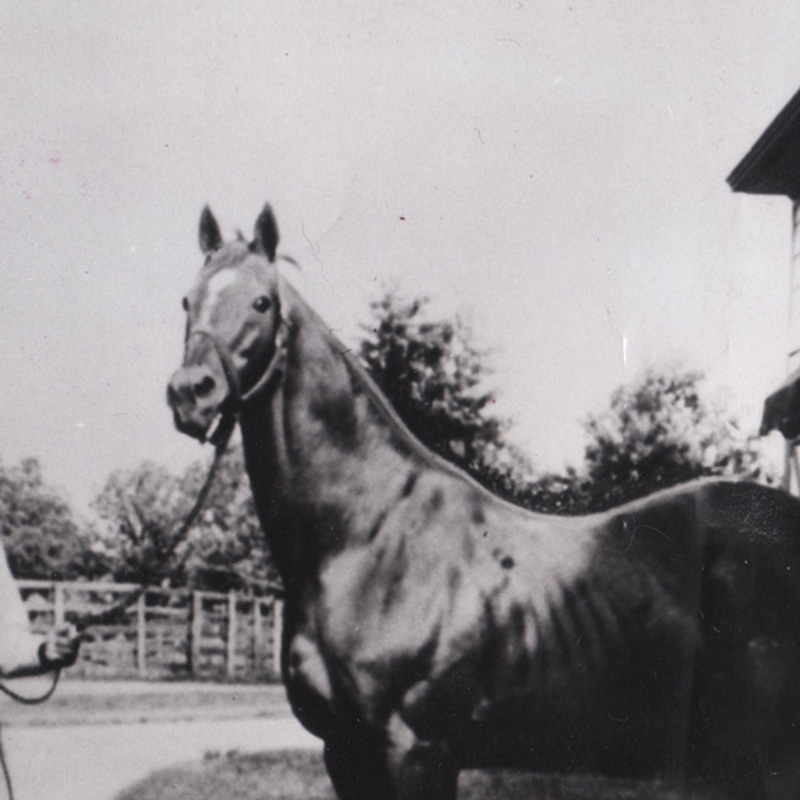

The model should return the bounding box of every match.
[253,296,272,313]
[182,297,189,312]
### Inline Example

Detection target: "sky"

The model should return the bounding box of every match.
[2,1,800,515]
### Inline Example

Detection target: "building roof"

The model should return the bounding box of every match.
[728,86,800,199]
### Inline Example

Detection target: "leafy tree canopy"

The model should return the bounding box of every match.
[90,444,277,593]
[360,292,532,497]
[91,460,191,586]
[0,457,89,579]
[526,367,766,514]
[179,443,277,593]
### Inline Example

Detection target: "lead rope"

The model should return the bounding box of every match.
[73,420,235,630]
[0,420,236,800]
[0,721,14,800]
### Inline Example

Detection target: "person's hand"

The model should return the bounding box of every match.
[38,625,81,670]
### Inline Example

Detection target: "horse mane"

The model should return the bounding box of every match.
[278,275,560,518]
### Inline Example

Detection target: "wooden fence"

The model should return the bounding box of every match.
[17,579,283,682]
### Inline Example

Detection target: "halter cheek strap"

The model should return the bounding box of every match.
[239,323,289,405]
[187,319,289,412]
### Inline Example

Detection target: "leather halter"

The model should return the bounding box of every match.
[187,315,289,417]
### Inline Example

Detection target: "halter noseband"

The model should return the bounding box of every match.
[187,317,289,418]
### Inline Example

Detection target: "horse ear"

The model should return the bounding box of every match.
[252,204,279,263]
[199,206,223,254]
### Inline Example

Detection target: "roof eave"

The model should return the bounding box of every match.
[727,86,800,199]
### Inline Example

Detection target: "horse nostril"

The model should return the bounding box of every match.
[194,375,216,399]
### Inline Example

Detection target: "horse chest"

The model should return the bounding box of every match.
[281,613,339,739]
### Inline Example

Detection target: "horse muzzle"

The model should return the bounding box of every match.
[167,362,231,442]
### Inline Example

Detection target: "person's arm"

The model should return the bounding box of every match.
[0,544,80,679]
[0,625,80,679]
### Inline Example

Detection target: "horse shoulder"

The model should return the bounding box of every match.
[282,627,338,738]
[311,473,504,720]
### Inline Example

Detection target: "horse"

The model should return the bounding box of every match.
[0,541,79,680]
[168,203,800,800]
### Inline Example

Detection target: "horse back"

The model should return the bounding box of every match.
[460,479,800,777]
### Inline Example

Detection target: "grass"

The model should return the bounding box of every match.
[113,749,722,800]
[114,750,335,800]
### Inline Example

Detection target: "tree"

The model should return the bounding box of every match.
[179,443,277,594]
[360,292,532,497]
[0,457,89,579]
[91,445,277,593]
[526,367,765,514]
[91,461,192,586]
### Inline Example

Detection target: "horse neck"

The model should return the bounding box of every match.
[239,284,430,577]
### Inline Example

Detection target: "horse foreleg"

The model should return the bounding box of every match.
[324,736,393,800]
[386,713,459,800]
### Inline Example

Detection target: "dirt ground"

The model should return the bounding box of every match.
[0,676,292,727]
[0,678,318,800]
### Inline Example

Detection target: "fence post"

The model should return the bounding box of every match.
[136,592,147,677]
[49,582,65,651]
[226,591,237,679]
[190,591,203,677]
[18,579,284,681]
[252,599,263,676]
[272,599,283,679]
[53,582,65,627]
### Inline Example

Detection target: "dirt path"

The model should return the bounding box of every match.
[0,679,292,726]
[0,680,320,800]
[2,716,320,800]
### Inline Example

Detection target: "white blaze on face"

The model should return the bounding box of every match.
[197,268,241,329]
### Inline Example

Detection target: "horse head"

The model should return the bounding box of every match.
[167,204,285,443]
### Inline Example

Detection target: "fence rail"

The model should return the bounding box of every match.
[17,579,283,682]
